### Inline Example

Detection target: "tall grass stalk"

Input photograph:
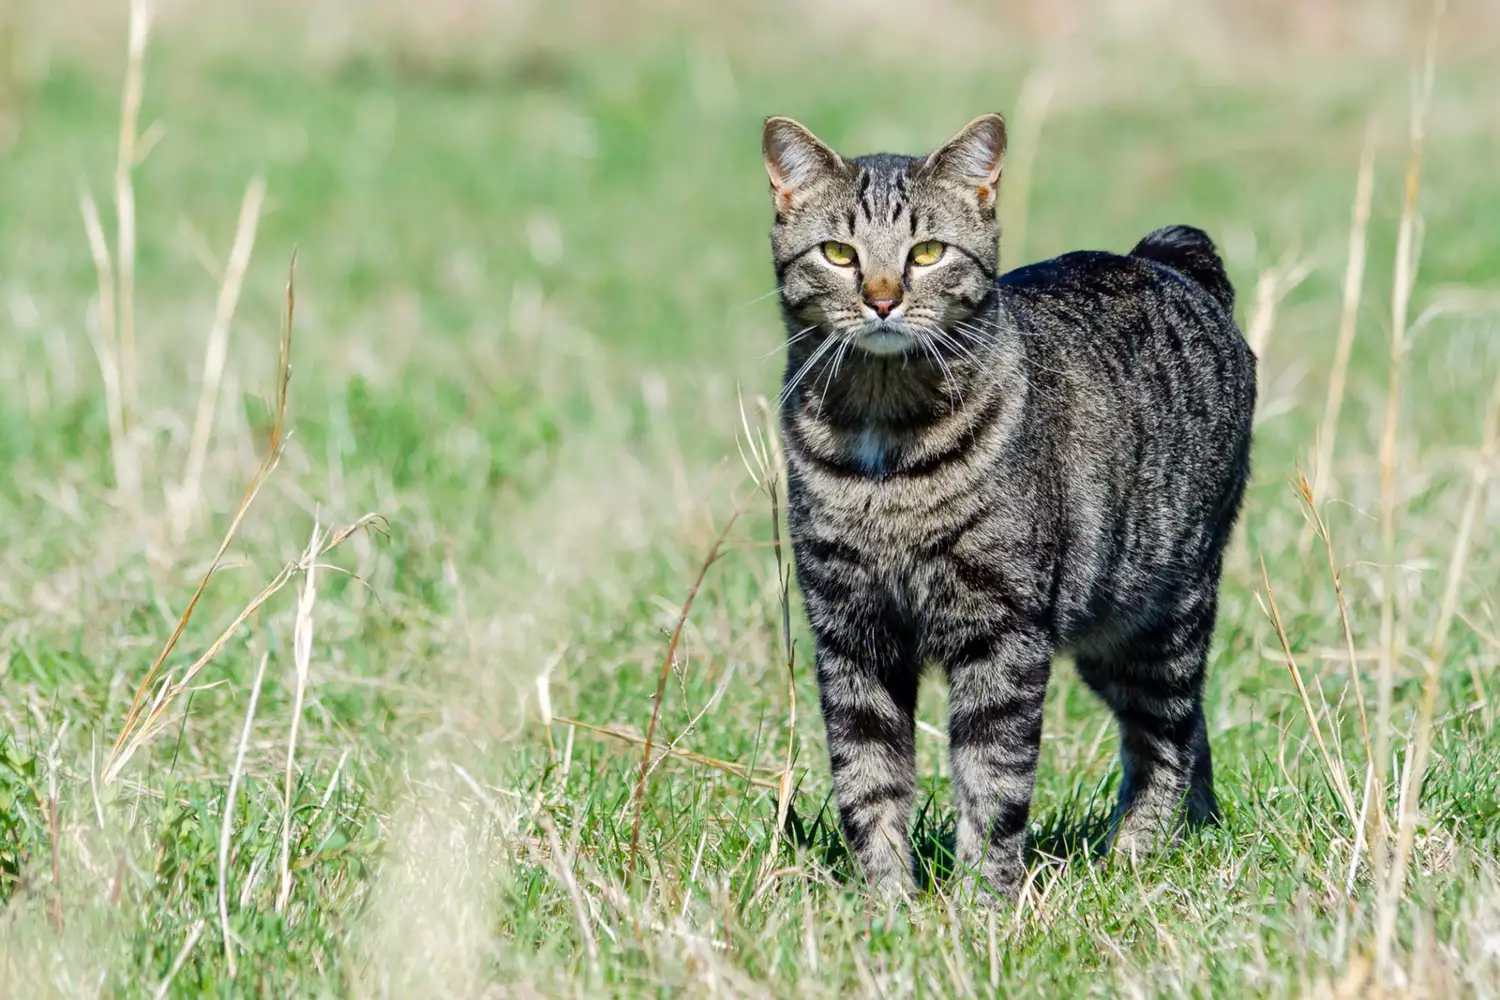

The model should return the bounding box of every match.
[1373,0,1442,975]
[1310,124,1377,509]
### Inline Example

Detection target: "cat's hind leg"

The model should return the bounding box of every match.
[1075,596,1219,860]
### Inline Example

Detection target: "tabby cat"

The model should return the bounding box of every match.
[761,113,1255,900]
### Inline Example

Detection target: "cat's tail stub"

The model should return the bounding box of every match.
[1130,225,1235,314]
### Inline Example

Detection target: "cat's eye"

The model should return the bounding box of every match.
[822,241,857,266]
[910,241,945,266]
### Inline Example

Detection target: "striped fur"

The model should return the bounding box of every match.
[761,115,1255,900]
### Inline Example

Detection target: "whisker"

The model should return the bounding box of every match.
[950,321,997,345]
[777,335,840,409]
[914,331,961,413]
[910,319,982,372]
[817,338,852,416]
[739,285,786,308]
[760,323,820,363]
[952,321,1020,356]
[956,312,1039,339]
[925,325,980,367]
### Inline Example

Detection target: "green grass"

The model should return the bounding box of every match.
[2,3,1500,996]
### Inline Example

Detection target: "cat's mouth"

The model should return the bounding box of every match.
[853,324,916,356]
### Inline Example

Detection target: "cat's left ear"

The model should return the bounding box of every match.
[923,114,1007,210]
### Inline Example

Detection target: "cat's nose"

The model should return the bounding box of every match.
[862,279,903,318]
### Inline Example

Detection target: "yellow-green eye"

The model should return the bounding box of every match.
[910,241,945,266]
[822,241,857,266]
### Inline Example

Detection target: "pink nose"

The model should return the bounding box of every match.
[866,297,900,318]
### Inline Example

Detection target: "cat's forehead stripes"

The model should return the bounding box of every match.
[835,155,930,276]
[852,156,920,231]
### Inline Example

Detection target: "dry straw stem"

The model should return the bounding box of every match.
[1423,368,1500,665]
[78,189,133,501]
[1245,248,1312,368]
[627,496,752,874]
[1372,3,1439,895]
[108,511,385,784]
[541,816,600,981]
[179,175,267,524]
[114,0,149,421]
[1257,555,1360,825]
[153,920,207,1000]
[220,650,269,979]
[1295,473,1384,850]
[555,716,781,789]
[105,253,298,783]
[45,778,64,934]
[1374,0,1442,975]
[997,70,1054,267]
[736,391,800,835]
[1310,124,1377,509]
[1378,363,1500,952]
[105,256,386,785]
[277,521,321,913]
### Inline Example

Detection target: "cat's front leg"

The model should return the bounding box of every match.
[809,597,921,897]
[941,624,1052,903]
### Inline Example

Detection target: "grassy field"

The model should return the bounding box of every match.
[2,1,1499,995]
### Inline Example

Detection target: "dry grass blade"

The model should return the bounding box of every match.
[1258,555,1359,823]
[45,769,63,934]
[541,816,600,981]
[1374,0,1443,975]
[1378,360,1500,947]
[775,605,798,835]
[277,521,321,913]
[1245,248,1313,367]
[219,650,269,979]
[1311,123,1377,508]
[737,389,800,834]
[998,69,1055,267]
[106,512,385,783]
[114,0,149,421]
[1294,472,1384,850]
[153,920,207,1000]
[107,253,299,782]
[555,716,781,788]
[179,175,267,521]
[1424,368,1500,664]
[78,188,133,501]
[627,497,751,874]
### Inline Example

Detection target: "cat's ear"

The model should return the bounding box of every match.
[923,114,1007,210]
[763,116,844,212]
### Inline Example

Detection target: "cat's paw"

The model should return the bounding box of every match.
[953,861,1022,909]
[868,869,917,903]
[1107,818,1178,864]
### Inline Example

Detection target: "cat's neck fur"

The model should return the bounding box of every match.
[781,299,1025,476]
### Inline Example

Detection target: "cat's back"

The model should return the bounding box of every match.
[991,229,1256,631]
[997,228,1255,433]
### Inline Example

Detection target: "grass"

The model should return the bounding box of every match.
[2,1,1500,996]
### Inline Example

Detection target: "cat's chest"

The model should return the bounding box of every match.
[851,426,890,476]
[792,448,988,552]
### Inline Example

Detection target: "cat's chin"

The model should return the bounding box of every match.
[853,329,917,356]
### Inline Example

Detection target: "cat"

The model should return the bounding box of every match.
[762,113,1255,901]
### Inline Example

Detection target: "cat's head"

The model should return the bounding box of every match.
[762,114,1005,358]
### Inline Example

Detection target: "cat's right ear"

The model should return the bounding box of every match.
[923,114,1007,211]
[762,117,843,213]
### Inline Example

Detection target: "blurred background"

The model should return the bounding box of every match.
[2,1,1498,995]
